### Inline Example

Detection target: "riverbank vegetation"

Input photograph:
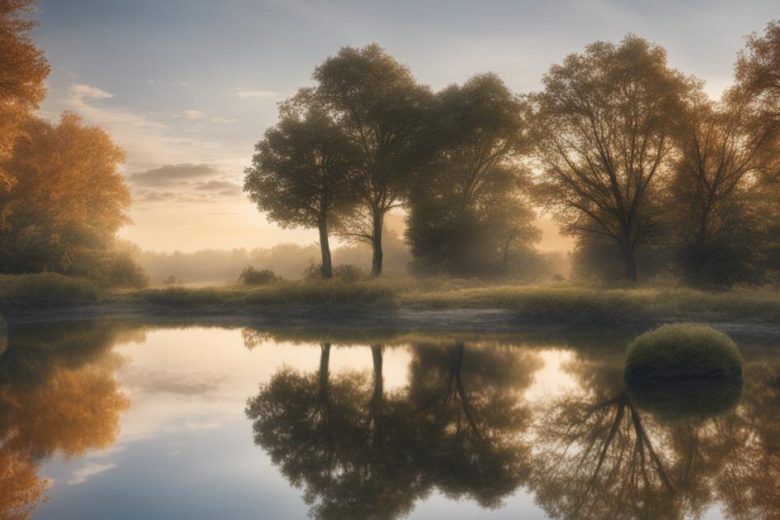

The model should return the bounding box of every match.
[7,273,780,325]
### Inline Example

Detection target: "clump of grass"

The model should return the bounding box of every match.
[0,273,103,308]
[624,323,742,382]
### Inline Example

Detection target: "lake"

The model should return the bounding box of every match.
[1,319,778,519]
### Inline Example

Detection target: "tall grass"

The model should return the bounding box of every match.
[4,273,780,325]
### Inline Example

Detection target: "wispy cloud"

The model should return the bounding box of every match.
[183,109,206,120]
[128,164,220,187]
[235,87,276,99]
[67,462,118,486]
[211,117,238,124]
[71,83,114,100]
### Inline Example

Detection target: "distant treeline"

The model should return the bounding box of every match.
[246,22,780,286]
[135,231,568,284]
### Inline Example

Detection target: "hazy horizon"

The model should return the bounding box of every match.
[31,0,778,253]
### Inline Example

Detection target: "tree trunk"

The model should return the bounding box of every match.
[370,208,384,277]
[318,217,333,279]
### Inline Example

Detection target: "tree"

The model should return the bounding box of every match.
[245,97,359,278]
[669,92,777,286]
[532,36,694,281]
[0,113,139,285]
[0,0,49,193]
[313,44,431,276]
[406,74,540,276]
[735,20,780,119]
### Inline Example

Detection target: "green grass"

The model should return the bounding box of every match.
[624,323,742,381]
[5,273,780,325]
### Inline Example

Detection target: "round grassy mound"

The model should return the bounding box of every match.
[624,323,742,383]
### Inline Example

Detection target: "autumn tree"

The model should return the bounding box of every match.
[532,36,694,281]
[245,97,359,278]
[0,113,145,286]
[670,91,777,286]
[406,74,540,276]
[0,0,49,193]
[313,44,431,276]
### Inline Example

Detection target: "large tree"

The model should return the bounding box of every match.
[0,113,134,281]
[406,74,540,276]
[245,97,359,278]
[313,44,431,276]
[0,0,49,192]
[670,92,777,286]
[532,36,694,281]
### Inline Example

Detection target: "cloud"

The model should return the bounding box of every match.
[235,87,276,99]
[210,117,238,124]
[67,463,118,486]
[128,164,220,187]
[196,180,242,197]
[183,109,206,120]
[169,81,191,88]
[70,83,114,99]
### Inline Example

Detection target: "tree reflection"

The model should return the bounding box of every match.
[0,322,130,519]
[528,352,746,520]
[716,359,780,520]
[408,342,540,507]
[246,341,541,519]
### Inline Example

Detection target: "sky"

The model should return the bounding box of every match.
[31,0,779,253]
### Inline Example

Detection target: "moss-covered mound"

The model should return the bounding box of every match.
[624,323,742,383]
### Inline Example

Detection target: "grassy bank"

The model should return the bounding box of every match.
[4,273,780,324]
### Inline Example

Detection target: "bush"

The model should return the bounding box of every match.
[333,264,366,282]
[239,266,280,286]
[0,273,103,307]
[303,263,366,282]
[624,323,742,382]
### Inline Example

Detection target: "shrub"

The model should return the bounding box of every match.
[239,266,280,286]
[0,273,103,307]
[624,323,742,382]
[333,264,366,282]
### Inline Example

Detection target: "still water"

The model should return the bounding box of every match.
[0,320,778,519]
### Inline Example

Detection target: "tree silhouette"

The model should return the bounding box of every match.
[313,44,432,276]
[532,36,695,281]
[244,96,360,278]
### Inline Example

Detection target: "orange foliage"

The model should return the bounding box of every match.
[0,0,49,190]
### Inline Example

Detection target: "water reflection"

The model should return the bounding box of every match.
[0,323,130,519]
[1,320,780,519]
[245,334,780,520]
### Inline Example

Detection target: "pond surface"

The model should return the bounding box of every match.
[1,320,779,519]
